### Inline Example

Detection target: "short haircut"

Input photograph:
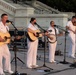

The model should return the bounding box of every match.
[1,13,8,18]
[50,21,54,24]
[72,16,76,19]
[30,17,36,23]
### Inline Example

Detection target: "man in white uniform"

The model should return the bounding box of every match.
[0,13,13,75]
[66,16,76,58]
[26,18,39,68]
[48,21,59,63]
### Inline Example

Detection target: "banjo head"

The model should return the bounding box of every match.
[48,34,57,43]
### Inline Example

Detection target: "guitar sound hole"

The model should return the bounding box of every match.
[36,33,39,37]
[4,36,7,39]
[33,33,39,37]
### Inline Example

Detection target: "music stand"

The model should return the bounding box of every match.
[10,22,27,75]
[34,23,53,71]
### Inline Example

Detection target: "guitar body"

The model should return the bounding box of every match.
[0,32,11,45]
[27,30,42,41]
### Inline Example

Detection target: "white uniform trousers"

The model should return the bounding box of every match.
[26,39,38,67]
[0,44,12,74]
[68,33,75,57]
[49,42,57,62]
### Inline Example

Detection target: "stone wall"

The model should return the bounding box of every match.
[10,14,68,30]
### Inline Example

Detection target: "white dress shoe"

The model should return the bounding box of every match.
[27,66,32,69]
[31,65,39,68]
[34,65,39,67]
[52,61,56,63]
[50,61,56,63]
[4,70,13,74]
[8,70,14,74]
[68,55,75,58]
[0,72,5,75]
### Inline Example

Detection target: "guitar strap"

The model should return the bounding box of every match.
[6,26,9,32]
[54,27,57,41]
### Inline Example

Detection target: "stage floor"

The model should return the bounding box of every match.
[5,47,76,75]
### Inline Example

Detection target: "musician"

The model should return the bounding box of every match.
[48,21,62,63]
[0,13,13,75]
[66,16,76,58]
[26,18,39,68]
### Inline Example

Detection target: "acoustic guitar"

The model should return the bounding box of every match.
[27,29,53,42]
[0,32,11,45]
[27,30,43,41]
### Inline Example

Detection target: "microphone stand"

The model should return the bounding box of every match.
[55,25,69,64]
[34,23,53,71]
[10,23,27,75]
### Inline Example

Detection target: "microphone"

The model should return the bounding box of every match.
[34,22,40,27]
[54,25,69,33]
[34,22,38,25]
[6,20,12,24]
[54,25,59,27]
[35,22,52,32]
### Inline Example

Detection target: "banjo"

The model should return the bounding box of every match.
[47,27,57,43]
[47,34,57,43]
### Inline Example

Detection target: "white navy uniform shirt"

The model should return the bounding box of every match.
[0,21,9,33]
[66,21,76,34]
[27,23,39,30]
[48,26,59,35]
